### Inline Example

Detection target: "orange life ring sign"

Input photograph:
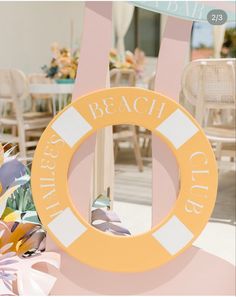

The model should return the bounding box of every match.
[31,87,218,272]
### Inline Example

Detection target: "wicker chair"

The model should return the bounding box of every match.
[181,58,236,161]
[0,69,52,160]
[110,68,136,87]
[110,68,143,171]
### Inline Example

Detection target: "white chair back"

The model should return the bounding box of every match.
[0,69,29,119]
[181,59,236,125]
[110,68,136,87]
[181,59,236,161]
[0,69,28,102]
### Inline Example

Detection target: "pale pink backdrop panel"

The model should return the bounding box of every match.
[205,1,235,12]
[47,245,235,295]
[68,1,112,221]
[152,17,192,224]
[45,5,235,295]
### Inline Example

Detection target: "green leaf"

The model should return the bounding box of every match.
[92,194,111,209]
[21,211,41,224]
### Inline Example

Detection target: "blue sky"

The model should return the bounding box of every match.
[192,22,235,48]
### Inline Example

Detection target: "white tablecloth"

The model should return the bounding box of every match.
[29,83,75,115]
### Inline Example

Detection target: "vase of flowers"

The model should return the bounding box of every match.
[109,48,146,77]
[42,43,79,82]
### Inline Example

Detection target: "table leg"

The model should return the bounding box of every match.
[58,94,62,112]
[52,96,56,116]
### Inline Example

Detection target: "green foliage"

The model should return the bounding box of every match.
[7,185,35,212]
[6,167,35,212]
[222,27,236,58]
[92,194,111,209]
[3,167,42,225]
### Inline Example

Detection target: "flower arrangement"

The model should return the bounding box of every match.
[109,48,146,75]
[0,143,131,294]
[42,43,145,81]
[42,43,79,80]
[0,143,59,295]
[0,145,45,257]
